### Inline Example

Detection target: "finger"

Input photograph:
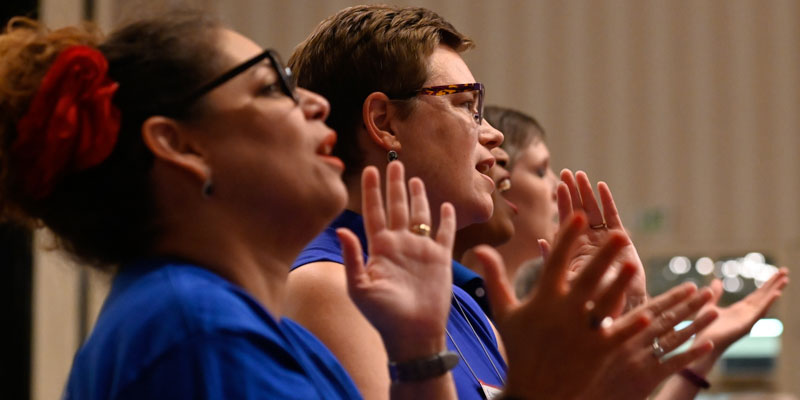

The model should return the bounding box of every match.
[575,171,604,227]
[408,177,431,227]
[608,313,651,345]
[561,169,583,213]
[709,279,723,305]
[658,310,718,354]
[647,288,714,338]
[616,282,696,330]
[570,232,629,302]
[557,182,573,225]
[538,239,551,262]
[338,228,368,296]
[645,282,698,316]
[537,212,587,295]
[761,267,790,293]
[435,202,456,250]
[361,166,386,238]
[597,181,624,230]
[385,161,409,230]
[591,262,637,321]
[657,339,714,377]
[472,245,520,321]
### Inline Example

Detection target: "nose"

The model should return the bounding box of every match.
[479,120,504,150]
[491,147,510,168]
[548,169,558,201]
[296,87,330,121]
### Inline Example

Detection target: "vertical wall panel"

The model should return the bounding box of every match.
[31,0,800,396]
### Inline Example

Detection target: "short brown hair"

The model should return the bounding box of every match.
[0,12,223,268]
[289,5,473,177]
[483,105,546,169]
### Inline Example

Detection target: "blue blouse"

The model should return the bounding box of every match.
[293,210,508,399]
[64,258,361,400]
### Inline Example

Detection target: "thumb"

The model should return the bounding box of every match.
[337,228,368,299]
[472,245,519,321]
[538,239,551,262]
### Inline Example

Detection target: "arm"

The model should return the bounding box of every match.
[287,162,457,400]
[285,262,392,399]
[653,268,789,400]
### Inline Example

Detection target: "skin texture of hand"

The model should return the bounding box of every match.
[653,268,789,400]
[693,268,789,357]
[553,169,648,315]
[473,213,717,400]
[340,161,456,362]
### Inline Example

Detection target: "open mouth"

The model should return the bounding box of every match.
[497,177,511,193]
[316,131,337,156]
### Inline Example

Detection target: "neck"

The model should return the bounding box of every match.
[494,235,542,281]
[154,205,327,316]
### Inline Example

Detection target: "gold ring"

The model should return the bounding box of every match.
[410,223,432,237]
[590,222,607,230]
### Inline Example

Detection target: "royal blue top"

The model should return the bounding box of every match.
[292,210,508,399]
[63,258,361,400]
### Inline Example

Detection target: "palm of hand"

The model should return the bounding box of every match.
[566,228,648,313]
[359,229,453,331]
[694,272,788,351]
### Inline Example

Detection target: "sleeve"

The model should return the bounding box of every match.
[115,331,323,400]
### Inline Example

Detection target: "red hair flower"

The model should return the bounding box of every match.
[12,45,120,199]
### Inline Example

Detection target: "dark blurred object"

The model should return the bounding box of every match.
[0,222,34,400]
[1,0,38,26]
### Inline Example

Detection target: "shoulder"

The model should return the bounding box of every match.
[285,261,349,317]
[66,260,286,399]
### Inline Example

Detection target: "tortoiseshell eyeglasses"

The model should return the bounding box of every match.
[393,82,485,125]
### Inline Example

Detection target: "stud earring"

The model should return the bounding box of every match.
[387,150,398,162]
[202,177,214,197]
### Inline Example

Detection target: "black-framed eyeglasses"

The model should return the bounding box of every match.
[390,82,485,125]
[180,48,298,106]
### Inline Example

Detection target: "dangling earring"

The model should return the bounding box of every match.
[202,176,214,197]
[387,150,398,162]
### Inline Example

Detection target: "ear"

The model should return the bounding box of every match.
[362,91,402,152]
[141,116,210,183]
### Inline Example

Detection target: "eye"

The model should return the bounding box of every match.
[496,158,507,168]
[258,83,282,96]
[535,167,546,178]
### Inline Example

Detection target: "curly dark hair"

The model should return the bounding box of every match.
[0,12,224,268]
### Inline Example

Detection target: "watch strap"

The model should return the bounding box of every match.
[388,350,460,382]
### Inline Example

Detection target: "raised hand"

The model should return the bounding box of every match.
[339,161,456,361]
[653,268,789,399]
[554,169,648,314]
[694,268,789,364]
[473,213,717,400]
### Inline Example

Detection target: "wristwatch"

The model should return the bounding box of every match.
[388,350,460,382]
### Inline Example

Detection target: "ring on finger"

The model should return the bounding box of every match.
[652,337,666,359]
[410,223,432,237]
[590,222,607,230]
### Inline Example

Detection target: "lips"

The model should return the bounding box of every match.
[317,131,344,170]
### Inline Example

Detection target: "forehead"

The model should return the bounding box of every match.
[424,44,476,86]
[217,28,264,67]
[519,140,550,162]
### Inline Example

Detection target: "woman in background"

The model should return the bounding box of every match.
[468,105,790,398]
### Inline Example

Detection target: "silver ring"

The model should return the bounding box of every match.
[590,222,607,230]
[652,337,665,359]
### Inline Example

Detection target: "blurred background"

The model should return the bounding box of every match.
[3,0,799,399]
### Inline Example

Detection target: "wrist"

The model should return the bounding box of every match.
[388,349,459,382]
[384,334,447,363]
